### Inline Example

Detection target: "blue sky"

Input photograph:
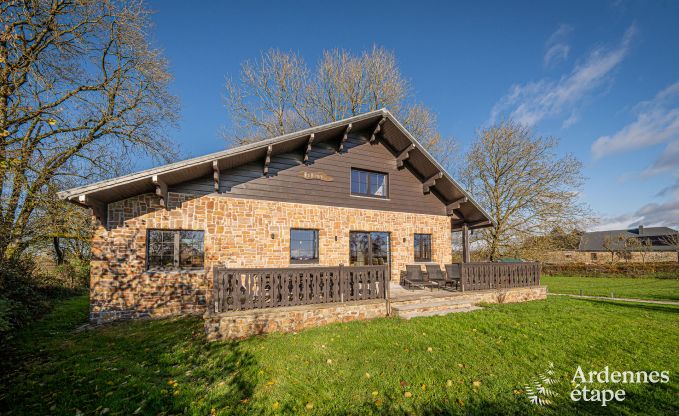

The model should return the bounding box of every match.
[146,0,679,230]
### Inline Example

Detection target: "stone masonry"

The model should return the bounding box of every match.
[204,286,547,340]
[91,192,452,322]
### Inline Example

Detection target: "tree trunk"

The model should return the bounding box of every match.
[53,236,64,265]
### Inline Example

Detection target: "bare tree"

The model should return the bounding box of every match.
[620,236,638,263]
[601,236,617,263]
[660,232,679,262]
[637,237,653,264]
[223,46,455,165]
[0,0,178,260]
[460,121,590,261]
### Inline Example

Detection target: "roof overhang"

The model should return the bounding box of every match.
[59,109,495,230]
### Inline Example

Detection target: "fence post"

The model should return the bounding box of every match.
[212,266,219,314]
[339,263,344,303]
[384,267,391,316]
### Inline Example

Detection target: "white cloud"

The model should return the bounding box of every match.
[591,80,679,159]
[590,80,679,231]
[490,25,636,127]
[593,195,679,230]
[544,24,572,67]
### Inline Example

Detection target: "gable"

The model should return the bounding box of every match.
[58,109,493,230]
[171,132,447,216]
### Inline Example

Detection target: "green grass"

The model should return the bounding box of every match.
[1,295,678,415]
[543,275,679,301]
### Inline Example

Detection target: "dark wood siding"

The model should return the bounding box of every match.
[171,133,447,216]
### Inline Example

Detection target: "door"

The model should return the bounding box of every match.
[349,231,390,267]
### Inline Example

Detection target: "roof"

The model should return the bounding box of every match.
[579,226,678,251]
[58,109,494,230]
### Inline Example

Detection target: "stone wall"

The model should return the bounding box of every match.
[204,286,547,340]
[91,192,452,322]
[204,299,388,340]
[543,250,677,264]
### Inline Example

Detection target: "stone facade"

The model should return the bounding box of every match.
[91,192,452,322]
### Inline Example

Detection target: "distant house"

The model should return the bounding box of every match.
[549,225,678,263]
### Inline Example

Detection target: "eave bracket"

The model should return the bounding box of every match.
[396,144,415,168]
[338,123,352,153]
[370,117,386,143]
[304,133,315,164]
[152,175,168,209]
[422,172,443,194]
[263,145,273,176]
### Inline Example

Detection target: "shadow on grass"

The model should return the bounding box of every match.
[579,298,679,314]
[0,301,260,415]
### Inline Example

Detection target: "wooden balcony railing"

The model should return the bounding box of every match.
[212,265,389,313]
[460,262,541,291]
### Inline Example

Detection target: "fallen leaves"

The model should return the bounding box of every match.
[404,391,412,398]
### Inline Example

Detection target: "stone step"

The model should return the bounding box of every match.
[392,299,474,314]
[389,294,464,306]
[398,305,483,320]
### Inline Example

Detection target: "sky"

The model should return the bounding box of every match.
[145,0,679,231]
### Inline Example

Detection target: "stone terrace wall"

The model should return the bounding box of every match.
[205,299,388,340]
[90,192,452,323]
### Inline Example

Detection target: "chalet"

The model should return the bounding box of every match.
[59,109,545,338]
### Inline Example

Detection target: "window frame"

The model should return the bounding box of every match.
[349,231,391,267]
[350,168,389,199]
[413,233,432,262]
[146,229,205,271]
[290,228,320,264]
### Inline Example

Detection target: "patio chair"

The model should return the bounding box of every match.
[403,265,433,290]
[444,263,462,291]
[426,264,449,289]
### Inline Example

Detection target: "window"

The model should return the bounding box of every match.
[351,168,388,198]
[591,252,598,261]
[414,233,432,262]
[147,229,204,271]
[349,232,390,266]
[290,229,319,264]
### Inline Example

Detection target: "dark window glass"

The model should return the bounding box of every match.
[290,229,319,263]
[147,229,204,270]
[350,231,390,266]
[350,168,388,198]
[414,233,432,262]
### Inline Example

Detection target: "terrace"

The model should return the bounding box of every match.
[206,262,544,339]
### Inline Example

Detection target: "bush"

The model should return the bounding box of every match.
[0,257,83,343]
[543,262,679,279]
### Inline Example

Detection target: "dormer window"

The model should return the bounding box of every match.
[351,168,388,198]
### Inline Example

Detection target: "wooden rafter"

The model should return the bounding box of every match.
[446,197,468,215]
[453,219,492,230]
[212,160,220,192]
[396,144,415,168]
[77,194,107,227]
[338,123,352,152]
[304,133,315,163]
[369,117,386,143]
[152,175,168,208]
[263,145,273,176]
[422,172,442,194]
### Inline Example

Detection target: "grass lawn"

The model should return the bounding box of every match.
[543,275,679,301]
[1,295,678,415]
